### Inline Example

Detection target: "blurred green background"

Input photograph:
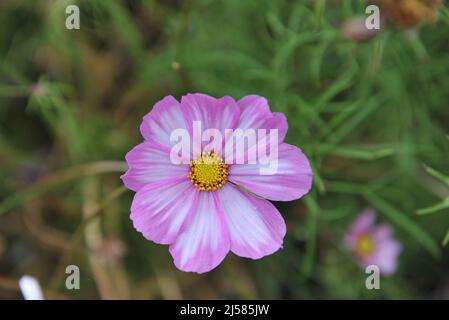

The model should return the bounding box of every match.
[1,0,449,299]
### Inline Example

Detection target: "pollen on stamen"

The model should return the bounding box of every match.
[355,234,375,257]
[188,151,228,191]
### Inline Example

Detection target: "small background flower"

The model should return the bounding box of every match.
[341,0,444,42]
[378,0,442,28]
[345,210,402,275]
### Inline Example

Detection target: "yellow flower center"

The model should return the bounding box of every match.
[188,152,228,191]
[355,234,375,256]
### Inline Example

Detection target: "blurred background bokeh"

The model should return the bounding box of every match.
[1,0,449,299]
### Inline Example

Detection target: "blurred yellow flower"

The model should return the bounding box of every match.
[379,0,443,27]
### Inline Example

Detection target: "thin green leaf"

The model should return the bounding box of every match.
[423,164,449,188]
[417,198,449,215]
[443,229,449,246]
[364,191,440,258]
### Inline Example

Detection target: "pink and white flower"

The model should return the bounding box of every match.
[121,93,313,273]
[345,209,402,275]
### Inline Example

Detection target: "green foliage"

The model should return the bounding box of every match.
[0,0,448,299]
[418,164,449,245]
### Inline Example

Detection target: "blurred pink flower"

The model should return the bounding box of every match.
[345,209,402,275]
[121,93,313,273]
[341,17,383,42]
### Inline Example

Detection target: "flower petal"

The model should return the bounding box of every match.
[130,178,198,245]
[121,141,190,192]
[368,239,402,276]
[237,95,287,141]
[228,143,313,201]
[140,95,189,149]
[169,191,230,273]
[370,224,402,275]
[373,224,393,242]
[224,96,287,164]
[181,93,240,133]
[345,209,377,249]
[181,93,240,155]
[350,209,376,234]
[215,184,286,259]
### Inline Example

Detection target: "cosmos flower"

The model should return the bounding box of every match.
[121,93,313,273]
[345,209,402,275]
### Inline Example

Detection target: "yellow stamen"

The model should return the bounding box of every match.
[355,234,375,256]
[188,152,228,191]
